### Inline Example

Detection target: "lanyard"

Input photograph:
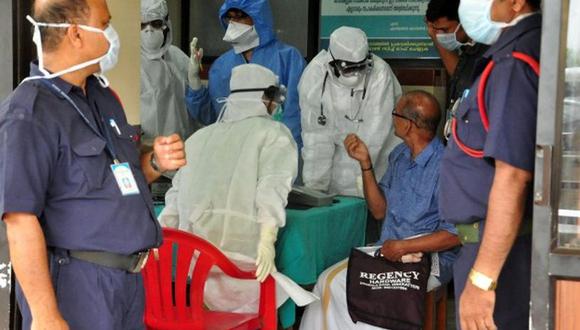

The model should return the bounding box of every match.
[39,79,120,164]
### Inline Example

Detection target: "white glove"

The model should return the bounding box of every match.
[255,223,278,282]
[188,37,204,90]
[401,252,423,263]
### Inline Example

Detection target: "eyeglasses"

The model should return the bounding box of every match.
[141,19,165,30]
[223,10,250,23]
[391,108,417,125]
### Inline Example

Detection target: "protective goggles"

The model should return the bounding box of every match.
[230,85,287,104]
[140,19,166,30]
[329,52,372,77]
[222,9,250,24]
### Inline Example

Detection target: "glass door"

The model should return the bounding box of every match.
[531,0,580,328]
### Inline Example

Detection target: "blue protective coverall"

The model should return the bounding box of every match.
[185,0,306,149]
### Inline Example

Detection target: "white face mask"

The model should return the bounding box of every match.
[337,72,365,88]
[222,21,260,54]
[458,0,503,45]
[435,24,473,51]
[141,27,165,52]
[23,15,120,88]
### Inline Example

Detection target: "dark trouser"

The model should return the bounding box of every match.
[453,234,531,330]
[16,250,145,330]
[365,211,383,245]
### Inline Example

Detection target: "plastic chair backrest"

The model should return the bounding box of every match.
[142,228,276,329]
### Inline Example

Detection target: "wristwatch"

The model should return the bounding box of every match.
[149,153,164,173]
[469,268,497,291]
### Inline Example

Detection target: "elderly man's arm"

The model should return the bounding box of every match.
[4,213,69,330]
[140,134,186,183]
[380,231,460,262]
[344,134,387,219]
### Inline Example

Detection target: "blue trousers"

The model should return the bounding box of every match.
[16,250,145,330]
[453,234,531,330]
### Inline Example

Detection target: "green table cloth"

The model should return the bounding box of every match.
[276,196,367,328]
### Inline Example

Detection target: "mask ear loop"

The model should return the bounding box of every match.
[216,97,229,122]
[454,23,476,47]
[26,16,49,75]
[22,17,112,88]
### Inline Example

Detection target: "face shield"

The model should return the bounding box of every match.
[330,54,373,77]
[329,51,373,78]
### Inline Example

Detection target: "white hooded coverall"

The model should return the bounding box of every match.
[159,64,298,312]
[300,27,402,197]
[140,0,200,145]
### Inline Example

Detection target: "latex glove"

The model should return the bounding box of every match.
[401,252,423,263]
[188,37,204,90]
[255,223,278,282]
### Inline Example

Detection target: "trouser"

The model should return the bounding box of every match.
[453,234,531,330]
[16,249,145,330]
[365,211,383,245]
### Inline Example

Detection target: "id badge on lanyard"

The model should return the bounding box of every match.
[110,162,140,196]
[40,80,141,196]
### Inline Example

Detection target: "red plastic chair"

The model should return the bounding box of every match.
[142,228,277,330]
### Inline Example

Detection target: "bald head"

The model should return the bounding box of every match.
[33,0,90,52]
[398,90,441,136]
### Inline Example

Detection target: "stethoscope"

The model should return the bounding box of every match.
[317,66,371,126]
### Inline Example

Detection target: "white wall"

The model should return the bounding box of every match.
[0,0,13,100]
[107,0,141,125]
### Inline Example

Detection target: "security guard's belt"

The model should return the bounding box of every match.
[68,250,150,273]
[456,220,533,245]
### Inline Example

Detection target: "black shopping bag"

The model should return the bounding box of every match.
[346,248,431,330]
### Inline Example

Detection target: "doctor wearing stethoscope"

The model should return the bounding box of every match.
[299,26,403,198]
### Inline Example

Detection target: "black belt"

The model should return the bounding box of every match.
[455,219,533,245]
[67,250,150,273]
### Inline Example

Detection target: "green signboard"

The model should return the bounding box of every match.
[320,0,438,59]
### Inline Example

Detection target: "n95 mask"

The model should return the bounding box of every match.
[141,27,165,52]
[223,21,260,54]
[23,15,120,88]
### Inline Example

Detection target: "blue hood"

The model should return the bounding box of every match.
[219,0,276,48]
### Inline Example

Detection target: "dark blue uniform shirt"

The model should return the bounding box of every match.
[439,14,542,224]
[0,63,161,254]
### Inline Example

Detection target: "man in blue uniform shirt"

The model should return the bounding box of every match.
[185,0,306,149]
[0,0,185,329]
[439,0,541,329]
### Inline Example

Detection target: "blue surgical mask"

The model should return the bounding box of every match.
[458,0,502,45]
[435,24,472,51]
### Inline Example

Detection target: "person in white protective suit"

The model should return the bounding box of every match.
[140,0,200,146]
[299,26,402,198]
[159,64,315,313]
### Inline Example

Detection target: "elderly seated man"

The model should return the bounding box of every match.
[300,91,460,330]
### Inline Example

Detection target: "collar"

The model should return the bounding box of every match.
[483,13,541,59]
[407,137,443,168]
[29,61,97,95]
[462,42,489,56]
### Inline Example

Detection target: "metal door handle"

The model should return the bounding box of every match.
[534,145,552,206]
